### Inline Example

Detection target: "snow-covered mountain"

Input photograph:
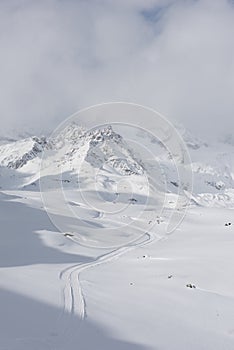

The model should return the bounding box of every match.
[52,124,144,176]
[0,136,49,169]
[1,124,234,350]
[0,125,145,190]
[0,123,233,207]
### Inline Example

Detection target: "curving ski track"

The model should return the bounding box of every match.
[55,227,163,346]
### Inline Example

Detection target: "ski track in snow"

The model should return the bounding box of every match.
[51,228,163,348]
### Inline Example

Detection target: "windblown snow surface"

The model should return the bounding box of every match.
[0,124,234,350]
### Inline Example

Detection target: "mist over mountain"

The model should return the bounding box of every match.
[1,2,234,350]
[1,0,234,137]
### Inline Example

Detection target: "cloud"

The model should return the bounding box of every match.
[0,0,234,138]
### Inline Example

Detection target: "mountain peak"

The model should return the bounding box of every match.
[52,124,144,176]
[0,136,49,170]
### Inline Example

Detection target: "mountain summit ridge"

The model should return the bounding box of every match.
[0,123,233,209]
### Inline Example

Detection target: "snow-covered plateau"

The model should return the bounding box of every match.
[0,123,234,350]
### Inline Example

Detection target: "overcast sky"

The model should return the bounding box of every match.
[1,0,234,137]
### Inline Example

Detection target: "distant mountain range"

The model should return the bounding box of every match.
[0,123,233,208]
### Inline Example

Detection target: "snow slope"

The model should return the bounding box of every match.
[0,124,234,350]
